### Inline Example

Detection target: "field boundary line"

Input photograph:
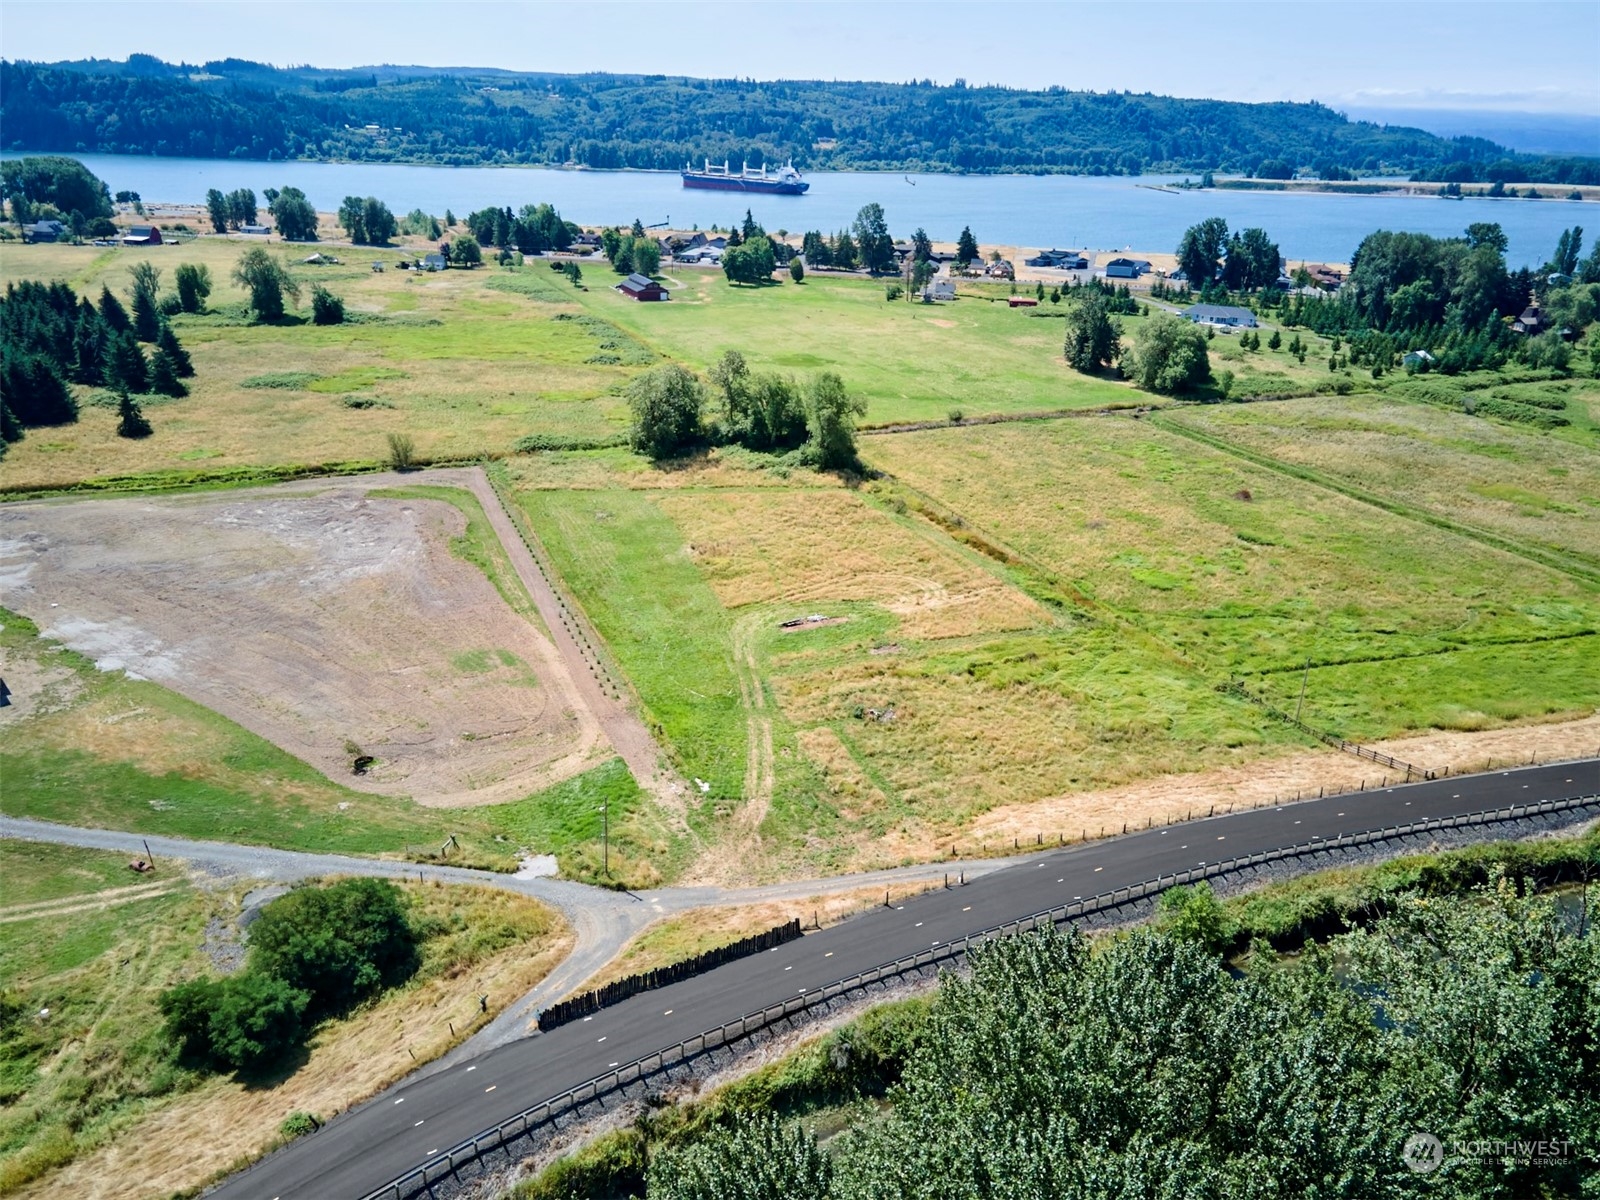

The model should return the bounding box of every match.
[1151,413,1600,586]
[354,789,1600,1200]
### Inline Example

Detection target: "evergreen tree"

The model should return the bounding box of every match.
[911,227,932,263]
[105,330,149,393]
[156,321,193,377]
[149,349,187,397]
[741,209,763,240]
[99,284,131,333]
[956,226,979,266]
[0,399,22,443]
[116,384,153,438]
[1062,292,1121,372]
[129,261,162,341]
[72,301,108,383]
[1,351,78,426]
[630,217,646,238]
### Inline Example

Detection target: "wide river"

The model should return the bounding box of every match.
[9,151,1590,267]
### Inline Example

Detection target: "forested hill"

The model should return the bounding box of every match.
[3,56,1596,183]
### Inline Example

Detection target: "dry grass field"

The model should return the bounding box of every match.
[1165,394,1600,571]
[0,840,570,1200]
[0,237,632,490]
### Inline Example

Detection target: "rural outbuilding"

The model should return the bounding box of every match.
[121,225,162,246]
[1183,303,1258,329]
[616,273,669,301]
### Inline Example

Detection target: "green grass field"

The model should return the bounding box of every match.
[865,416,1600,739]
[1163,394,1600,574]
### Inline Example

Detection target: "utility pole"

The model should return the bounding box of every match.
[1294,658,1311,724]
[601,801,609,876]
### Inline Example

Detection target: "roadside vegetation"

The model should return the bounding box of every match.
[507,829,1600,1200]
[0,841,568,1197]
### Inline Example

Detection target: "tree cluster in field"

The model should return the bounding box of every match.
[337,195,397,245]
[795,204,896,275]
[9,59,1597,184]
[204,186,258,232]
[1060,280,1209,395]
[1270,222,1599,375]
[625,352,866,471]
[160,878,419,1074]
[0,155,114,236]
[1175,218,1283,292]
[462,202,574,255]
[597,218,660,277]
[643,881,1599,1200]
[0,266,201,452]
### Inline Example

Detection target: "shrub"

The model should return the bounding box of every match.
[311,285,346,325]
[385,432,417,471]
[279,1112,320,1141]
[627,364,705,460]
[246,878,419,1021]
[1123,313,1212,394]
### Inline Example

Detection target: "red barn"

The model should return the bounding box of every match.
[122,225,163,246]
[616,272,669,301]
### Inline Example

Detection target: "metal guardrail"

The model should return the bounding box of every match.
[359,792,1599,1200]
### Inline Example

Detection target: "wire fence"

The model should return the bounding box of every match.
[357,790,1599,1200]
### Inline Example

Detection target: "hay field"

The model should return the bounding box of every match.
[866,417,1600,739]
[510,457,1319,876]
[1165,394,1600,571]
[654,487,1044,639]
[0,238,632,489]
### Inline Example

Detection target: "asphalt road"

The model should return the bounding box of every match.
[211,758,1598,1200]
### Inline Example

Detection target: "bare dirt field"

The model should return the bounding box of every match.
[0,484,610,806]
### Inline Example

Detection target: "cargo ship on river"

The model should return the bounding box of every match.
[681,160,810,195]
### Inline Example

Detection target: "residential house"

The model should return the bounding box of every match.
[923,278,957,302]
[1103,257,1150,279]
[1025,249,1089,269]
[1402,349,1435,369]
[1512,304,1543,334]
[121,224,162,246]
[423,253,448,271]
[616,272,669,301]
[1183,303,1259,329]
[986,259,1015,280]
[22,219,64,243]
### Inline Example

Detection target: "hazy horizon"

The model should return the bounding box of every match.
[4,0,1597,122]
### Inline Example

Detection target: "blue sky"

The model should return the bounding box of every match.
[3,0,1597,114]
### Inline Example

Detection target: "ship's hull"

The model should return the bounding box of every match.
[681,173,810,195]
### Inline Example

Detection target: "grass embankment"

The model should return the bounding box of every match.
[0,608,667,886]
[0,841,570,1199]
[510,827,1600,1199]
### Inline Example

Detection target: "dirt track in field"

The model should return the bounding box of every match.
[0,484,610,806]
